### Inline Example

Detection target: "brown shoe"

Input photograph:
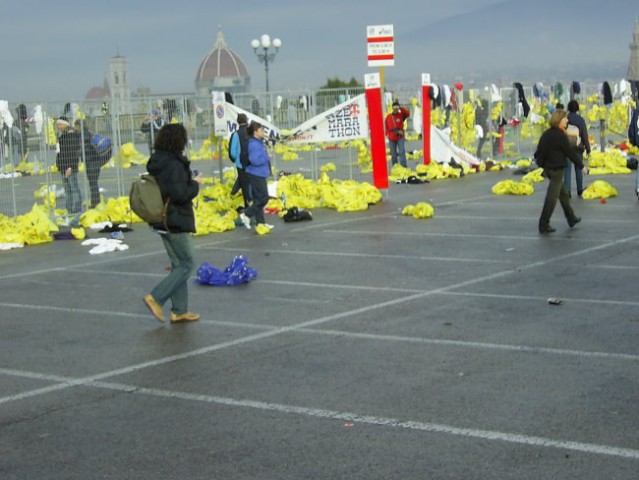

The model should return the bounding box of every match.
[170,311,200,323]
[143,294,165,322]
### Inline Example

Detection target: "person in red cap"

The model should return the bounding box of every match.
[385,100,410,168]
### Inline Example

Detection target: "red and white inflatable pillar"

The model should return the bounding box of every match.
[365,73,389,189]
[421,73,432,165]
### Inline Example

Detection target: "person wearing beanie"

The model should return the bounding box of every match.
[55,116,83,215]
[385,100,410,168]
[564,100,591,197]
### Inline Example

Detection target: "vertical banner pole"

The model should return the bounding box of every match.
[421,73,431,165]
[211,91,227,182]
[365,73,389,190]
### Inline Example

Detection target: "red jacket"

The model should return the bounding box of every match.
[385,107,410,141]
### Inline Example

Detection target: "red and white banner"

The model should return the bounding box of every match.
[225,103,281,143]
[284,94,368,144]
[367,24,394,67]
[364,73,389,189]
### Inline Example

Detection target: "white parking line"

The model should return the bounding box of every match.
[2,369,638,460]
[2,226,638,461]
[197,246,511,264]
[323,229,600,241]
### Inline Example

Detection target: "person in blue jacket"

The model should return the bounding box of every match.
[228,113,251,209]
[239,122,272,230]
[143,123,203,323]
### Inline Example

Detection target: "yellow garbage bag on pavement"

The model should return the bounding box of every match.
[255,224,271,235]
[492,180,534,195]
[402,202,435,219]
[582,180,618,199]
[522,168,545,183]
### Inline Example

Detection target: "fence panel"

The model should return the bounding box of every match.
[1,82,631,219]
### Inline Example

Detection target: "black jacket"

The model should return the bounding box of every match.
[534,127,584,170]
[475,101,489,128]
[146,150,199,233]
[567,112,591,155]
[238,124,250,168]
[56,130,81,173]
[78,128,101,166]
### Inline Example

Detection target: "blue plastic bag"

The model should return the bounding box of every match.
[195,255,257,286]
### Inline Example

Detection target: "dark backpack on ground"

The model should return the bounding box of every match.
[283,206,312,222]
[129,174,169,227]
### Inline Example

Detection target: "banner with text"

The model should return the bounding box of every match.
[283,94,368,145]
[225,103,281,143]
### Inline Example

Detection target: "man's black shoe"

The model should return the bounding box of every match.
[568,217,581,228]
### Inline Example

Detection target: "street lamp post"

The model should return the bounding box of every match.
[251,34,281,92]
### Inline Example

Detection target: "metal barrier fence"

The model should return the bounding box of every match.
[0,83,631,218]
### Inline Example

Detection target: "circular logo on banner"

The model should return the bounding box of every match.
[215,105,225,119]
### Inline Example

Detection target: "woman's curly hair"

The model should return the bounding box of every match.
[153,123,188,155]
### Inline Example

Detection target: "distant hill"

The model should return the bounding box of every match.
[391,0,636,85]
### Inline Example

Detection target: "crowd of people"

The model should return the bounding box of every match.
[6,94,638,323]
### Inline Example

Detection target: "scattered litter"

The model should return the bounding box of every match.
[505,248,515,252]
[0,243,23,250]
[81,237,129,255]
[547,298,563,305]
[195,255,257,286]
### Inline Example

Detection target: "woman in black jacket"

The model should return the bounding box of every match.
[535,109,587,234]
[143,124,203,323]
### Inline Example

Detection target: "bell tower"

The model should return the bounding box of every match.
[109,53,131,114]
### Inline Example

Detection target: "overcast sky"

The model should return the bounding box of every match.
[1,0,634,102]
[0,0,511,101]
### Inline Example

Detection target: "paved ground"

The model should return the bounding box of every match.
[1,168,638,480]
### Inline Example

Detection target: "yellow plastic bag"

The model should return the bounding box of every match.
[582,180,618,199]
[71,227,86,240]
[255,224,271,235]
[492,180,534,195]
[402,202,434,219]
[522,168,545,184]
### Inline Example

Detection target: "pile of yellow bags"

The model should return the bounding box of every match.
[0,204,58,245]
[587,150,631,174]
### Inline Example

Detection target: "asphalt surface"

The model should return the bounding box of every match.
[1,167,639,480]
